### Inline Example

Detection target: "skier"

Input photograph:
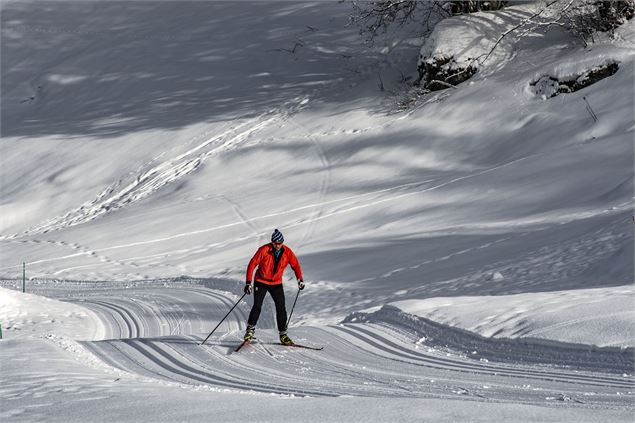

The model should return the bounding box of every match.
[243,229,304,345]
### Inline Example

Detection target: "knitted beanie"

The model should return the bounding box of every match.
[271,229,284,243]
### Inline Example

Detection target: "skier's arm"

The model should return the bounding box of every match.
[245,248,262,283]
[288,249,303,282]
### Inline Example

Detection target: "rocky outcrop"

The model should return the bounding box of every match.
[530,62,619,99]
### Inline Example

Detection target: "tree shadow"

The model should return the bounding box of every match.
[301,212,633,298]
[1,1,397,139]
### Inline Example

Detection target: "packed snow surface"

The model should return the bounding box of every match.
[0,1,633,422]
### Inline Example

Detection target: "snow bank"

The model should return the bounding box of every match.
[417,4,524,87]
[0,287,104,340]
[390,285,635,348]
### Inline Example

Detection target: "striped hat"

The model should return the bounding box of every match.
[271,229,284,243]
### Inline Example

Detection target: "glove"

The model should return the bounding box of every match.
[244,283,252,295]
[298,280,305,291]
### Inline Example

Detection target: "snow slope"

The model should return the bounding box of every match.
[1,284,633,422]
[1,1,633,422]
[390,285,635,347]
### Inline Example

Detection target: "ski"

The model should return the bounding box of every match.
[236,340,323,352]
[277,343,323,350]
[234,339,252,352]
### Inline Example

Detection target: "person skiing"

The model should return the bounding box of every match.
[243,229,304,345]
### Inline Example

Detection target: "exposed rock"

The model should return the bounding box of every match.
[530,62,619,99]
[418,55,477,91]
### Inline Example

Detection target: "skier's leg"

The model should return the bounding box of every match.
[247,282,267,327]
[269,283,288,333]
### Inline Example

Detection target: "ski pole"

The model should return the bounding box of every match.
[200,292,247,346]
[286,288,301,329]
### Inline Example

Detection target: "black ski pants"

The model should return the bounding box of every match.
[247,281,287,332]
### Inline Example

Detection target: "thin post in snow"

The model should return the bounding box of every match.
[22,262,26,293]
[583,96,598,123]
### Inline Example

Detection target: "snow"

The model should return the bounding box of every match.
[418,5,516,71]
[391,285,635,347]
[1,1,634,422]
[0,286,105,340]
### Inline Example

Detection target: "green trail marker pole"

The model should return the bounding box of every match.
[0,324,3,339]
[22,262,26,293]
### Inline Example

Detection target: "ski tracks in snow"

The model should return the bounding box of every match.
[286,116,332,247]
[67,288,248,340]
[10,98,309,240]
[61,285,635,406]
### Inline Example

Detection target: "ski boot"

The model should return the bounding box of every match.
[243,325,255,342]
[279,332,294,346]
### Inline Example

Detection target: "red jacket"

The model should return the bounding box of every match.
[246,243,303,285]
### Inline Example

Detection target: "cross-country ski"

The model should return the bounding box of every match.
[279,343,324,351]
[234,339,252,353]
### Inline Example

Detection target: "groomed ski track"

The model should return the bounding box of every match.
[41,284,635,408]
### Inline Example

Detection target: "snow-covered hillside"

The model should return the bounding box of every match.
[1,1,633,422]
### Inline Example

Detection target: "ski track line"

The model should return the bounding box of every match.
[12,111,280,240]
[78,300,130,339]
[252,338,425,396]
[28,154,626,272]
[217,194,262,241]
[128,295,176,336]
[361,323,635,387]
[84,295,158,338]
[82,299,140,339]
[181,339,421,398]
[163,339,360,396]
[186,288,248,327]
[370,318,632,381]
[296,330,466,396]
[129,338,335,397]
[287,117,332,247]
[136,291,202,337]
[103,340,191,386]
[308,331,627,405]
[80,340,136,372]
[219,329,626,402]
[75,288,246,339]
[86,323,424,398]
[73,300,119,340]
[113,297,156,337]
[156,292,204,336]
[124,339,268,392]
[182,288,247,333]
[75,325,633,403]
[0,179,436,271]
[354,235,514,284]
[13,96,313,242]
[2,238,147,277]
[328,325,625,389]
[222,342,412,397]
[327,325,634,390]
[194,329,625,401]
[187,288,245,315]
[351,323,634,387]
[95,299,142,339]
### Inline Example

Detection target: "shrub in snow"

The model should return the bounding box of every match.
[562,0,634,45]
[530,62,619,99]
[417,55,477,91]
[415,12,509,90]
[449,1,508,15]
[349,1,508,43]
